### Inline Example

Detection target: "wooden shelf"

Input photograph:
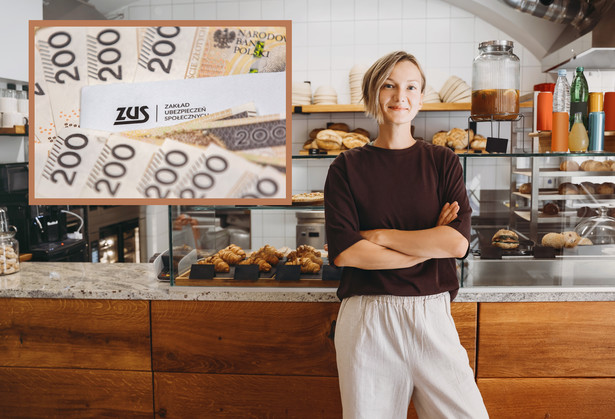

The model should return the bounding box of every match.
[292,101,533,114]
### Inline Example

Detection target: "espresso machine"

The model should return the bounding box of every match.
[0,192,86,261]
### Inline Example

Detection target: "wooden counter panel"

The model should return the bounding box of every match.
[155,372,342,418]
[450,302,477,372]
[0,298,151,370]
[478,378,615,418]
[0,367,153,418]
[152,301,339,376]
[477,302,615,377]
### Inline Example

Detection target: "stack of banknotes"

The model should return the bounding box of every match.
[33,25,288,201]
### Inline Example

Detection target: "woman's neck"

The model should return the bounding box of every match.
[372,122,416,149]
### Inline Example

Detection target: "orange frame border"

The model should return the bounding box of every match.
[28,20,292,206]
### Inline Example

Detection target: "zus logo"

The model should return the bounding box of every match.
[113,106,150,125]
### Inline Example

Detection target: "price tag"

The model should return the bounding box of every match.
[234,264,259,280]
[189,264,215,279]
[275,264,301,281]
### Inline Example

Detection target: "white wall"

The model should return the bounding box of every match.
[0,0,42,82]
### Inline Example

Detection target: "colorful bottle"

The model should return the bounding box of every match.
[570,66,589,129]
[568,112,589,153]
[551,69,570,152]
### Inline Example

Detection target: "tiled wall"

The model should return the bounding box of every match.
[116,0,615,252]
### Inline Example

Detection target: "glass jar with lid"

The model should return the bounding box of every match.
[471,40,520,121]
[0,207,20,276]
[574,207,615,245]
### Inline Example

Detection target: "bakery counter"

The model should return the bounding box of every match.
[1,261,615,302]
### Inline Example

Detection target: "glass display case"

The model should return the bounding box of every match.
[166,105,615,288]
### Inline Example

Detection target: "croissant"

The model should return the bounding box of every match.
[299,257,321,274]
[218,249,245,265]
[297,244,321,257]
[198,255,230,273]
[239,256,272,272]
[253,247,279,266]
[225,244,246,257]
[262,244,284,259]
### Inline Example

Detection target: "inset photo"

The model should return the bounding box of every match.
[30,21,291,205]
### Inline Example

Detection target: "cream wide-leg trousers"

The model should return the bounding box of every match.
[334,292,489,419]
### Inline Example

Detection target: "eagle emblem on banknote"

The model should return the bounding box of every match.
[213,29,236,49]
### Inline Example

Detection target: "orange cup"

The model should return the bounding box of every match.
[537,92,552,131]
[551,112,569,152]
[605,92,615,131]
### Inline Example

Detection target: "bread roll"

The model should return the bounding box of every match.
[327,122,350,132]
[559,160,580,171]
[432,130,447,146]
[518,183,532,194]
[342,132,370,149]
[577,206,598,218]
[303,139,318,150]
[542,202,559,215]
[604,159,615,171]
[579,182,596,195]
[315,129,344,150]
[541,233,565,249]
[585,160,609,172]
[470,134,487,151]
[578,237,593,246]
[352,127,370,139]
[580,160,594,171]
[558,182,579,195]
[597,182,615,195]
[446,128,469,149]
[562,231,581,248]
[309,128,323,140]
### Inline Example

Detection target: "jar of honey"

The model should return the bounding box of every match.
[471,40,520,121]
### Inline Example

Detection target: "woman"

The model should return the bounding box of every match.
[324,51,488,418]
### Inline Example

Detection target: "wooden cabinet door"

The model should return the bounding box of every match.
[0,367,152,418]
[152,301,340,376]
[155,372,342,418]
[478,378,615,418]
[478,302,615,377]
[0,298,151,370]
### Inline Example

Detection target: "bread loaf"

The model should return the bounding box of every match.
[352,128,371,139]
[309,128,323,140]
[542,202,559,215]
[597,182,615,195]
[470,134,487,151]
[327,122,350,132]
[446,128,469,149]
[562,231,581,248]
[558,182,579,195]
[432,131,447,146]
[315,129,344,150]
[559,160,580,171]
[342,132,369,149]
[518,183,532,194]
[541,233,565,249]
[579,182,596,195]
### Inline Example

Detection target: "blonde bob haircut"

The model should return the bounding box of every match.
[362,51,426,124]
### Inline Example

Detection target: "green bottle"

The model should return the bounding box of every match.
[570,66,589,129]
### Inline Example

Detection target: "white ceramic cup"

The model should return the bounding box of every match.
[1,112,27,128]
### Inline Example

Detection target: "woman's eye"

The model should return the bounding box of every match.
[383,84,394,89]
[408,85,416,90]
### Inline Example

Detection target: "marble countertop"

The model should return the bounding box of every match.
[1,262,615,302]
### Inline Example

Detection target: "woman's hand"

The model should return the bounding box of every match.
[436,201,459,226]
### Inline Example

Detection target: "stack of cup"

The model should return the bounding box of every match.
[349,64,367,104]
[313,85,338,105]
[0,85,27,129]
[292,82,312,106]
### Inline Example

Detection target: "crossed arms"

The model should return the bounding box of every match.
[333,202,468,270]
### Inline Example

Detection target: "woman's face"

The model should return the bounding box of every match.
[378,60,423,125]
